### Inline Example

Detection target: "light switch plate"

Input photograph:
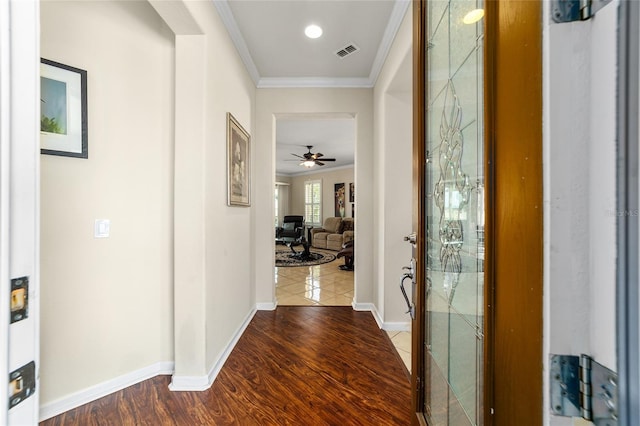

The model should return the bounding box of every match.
[94,219,110,238]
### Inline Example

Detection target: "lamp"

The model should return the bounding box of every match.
[302,160,315,168]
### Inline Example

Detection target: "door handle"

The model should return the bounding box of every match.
[400,258,417,320]
[400,273,415,319]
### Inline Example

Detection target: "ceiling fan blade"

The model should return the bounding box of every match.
[314,152,324,158]
[318,158,336,161]
[315,161,325,166]
[291,153,305,159]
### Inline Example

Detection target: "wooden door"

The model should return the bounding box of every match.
[412,0,543,424]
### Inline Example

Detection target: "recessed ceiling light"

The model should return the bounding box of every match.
[463,9,484,25]
[305,24,323,39]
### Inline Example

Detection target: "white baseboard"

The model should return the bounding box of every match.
[168,374,210,391]
[39,361,174,422]
[170,307,257,391]
[353,302,385,328]
[40,307,258,418]
[256,301,277,310]
[371,305,384,329]
[206,307,256,385]
[354,303,410,331]
[352,302,374,312]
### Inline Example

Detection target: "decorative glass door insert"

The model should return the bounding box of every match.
[423,0,485,424]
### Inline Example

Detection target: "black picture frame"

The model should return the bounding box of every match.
[40,58,88,158]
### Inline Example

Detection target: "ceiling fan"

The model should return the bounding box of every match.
[290,145,336,168]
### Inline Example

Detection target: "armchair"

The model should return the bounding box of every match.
[276,215,304,242]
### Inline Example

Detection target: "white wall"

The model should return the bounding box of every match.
[289,167,355,222]
[40,0,257,410]
[275,175,292,226]
[543,1,619,424]
[40,0,174,409]
[372,7,413,327]
[254,89,374,307]
[182,0,256,376]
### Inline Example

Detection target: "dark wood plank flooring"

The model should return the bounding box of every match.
[41,306,411,425]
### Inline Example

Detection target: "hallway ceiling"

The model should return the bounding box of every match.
[214,0,410,175]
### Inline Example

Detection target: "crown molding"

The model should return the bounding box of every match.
[368,0,411,86]
[212,0,260,85]
[258,77,373,89]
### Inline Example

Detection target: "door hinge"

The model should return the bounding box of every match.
[552,0,613,22]
[550,354,618,425]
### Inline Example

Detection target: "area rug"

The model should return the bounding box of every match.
[275,247,336,267]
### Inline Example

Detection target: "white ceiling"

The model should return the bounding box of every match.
[214,0,410,175]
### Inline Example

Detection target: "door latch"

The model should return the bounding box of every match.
[10,276,29,323]
[9,361,36,409]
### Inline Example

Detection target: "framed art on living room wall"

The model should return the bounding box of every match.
[227,113,251,206]
[335,183,345,217]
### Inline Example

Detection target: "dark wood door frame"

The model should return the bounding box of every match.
[410,0,426,421]
[411,0,543,424]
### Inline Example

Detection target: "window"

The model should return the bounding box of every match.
[274,186,279,227]
[304,180,322,226]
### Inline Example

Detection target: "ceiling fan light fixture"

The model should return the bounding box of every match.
[305,24,323,39]
[302,160,316,168]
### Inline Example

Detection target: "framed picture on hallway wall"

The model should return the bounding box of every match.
[40,58,88,158]
[227,113,251,206]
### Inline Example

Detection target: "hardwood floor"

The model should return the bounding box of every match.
[276,247,412,373]
[41,307,411,425]
[276,248,412,373]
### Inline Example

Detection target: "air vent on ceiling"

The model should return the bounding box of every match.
[335,43,360,59]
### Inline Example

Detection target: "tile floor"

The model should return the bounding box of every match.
[275,250,354,306]
[386,330,412,373]
[274,248,411,372]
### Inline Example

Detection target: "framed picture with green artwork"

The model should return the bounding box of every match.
[40,58,88,158]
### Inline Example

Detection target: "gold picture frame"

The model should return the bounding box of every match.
[227,113,251,206]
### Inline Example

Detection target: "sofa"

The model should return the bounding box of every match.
[310,217,354,251]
